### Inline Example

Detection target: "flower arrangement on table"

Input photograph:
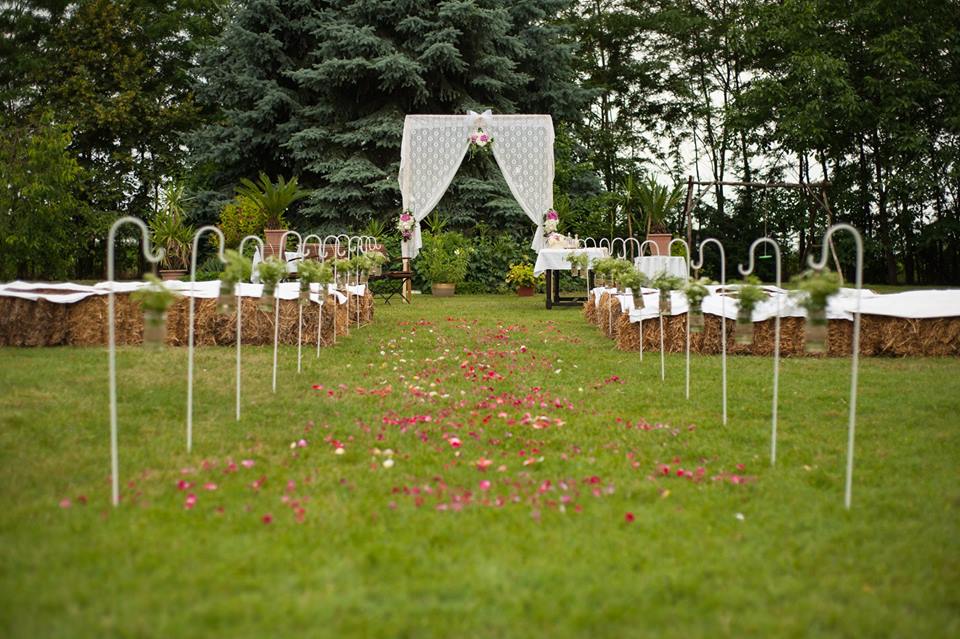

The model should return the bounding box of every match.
[468,128,493,159]
[543,209,559,234]
[398,210,416,242]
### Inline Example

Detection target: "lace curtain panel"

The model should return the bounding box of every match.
[397,112,555,258]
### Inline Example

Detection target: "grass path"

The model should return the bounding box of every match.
[1,295,958,637]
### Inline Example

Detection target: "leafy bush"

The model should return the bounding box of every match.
[419,231,471,285]
[219,195,266,248]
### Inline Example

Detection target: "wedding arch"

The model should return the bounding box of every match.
[397,110,555,258]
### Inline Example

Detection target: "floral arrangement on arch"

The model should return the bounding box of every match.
[468,128,493,158]
[543,209,559,234]
[398,210,415,241]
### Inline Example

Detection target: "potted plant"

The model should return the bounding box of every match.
[131,275,179,346]
[566,252,590,279]
[619,269,647,310]
[732,276,767,345]
[592,257,619,288]
[505,262,539,296]
[682,277,712,333]
[352,254,374,285]
[792,268,841,354]
[636,177,684,256]
[421,232,470,296]
[235,173,308,259]
[331,258,352,291]
[149,183,194,279]
[217,249,252,315]
[367,251,389,276]
[652,273,685,315]
[609,259,635,293]
[257,257,287,312]
[297,259,331,305]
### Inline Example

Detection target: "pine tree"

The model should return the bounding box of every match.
[192,0,589,233]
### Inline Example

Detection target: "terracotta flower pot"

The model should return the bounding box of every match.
[646,232,673,257]
[432,283,456,297]
[517,286,534,297]
[159,269,186,281]
[264,228,287,259]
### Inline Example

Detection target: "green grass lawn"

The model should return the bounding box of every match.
[1,295,958,637]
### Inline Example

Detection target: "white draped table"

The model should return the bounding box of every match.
[534,248,608,309]
[634,256,688,280]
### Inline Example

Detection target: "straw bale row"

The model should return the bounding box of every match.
[0,290,375,347]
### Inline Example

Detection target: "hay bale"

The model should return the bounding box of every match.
[750,317,805,357]
[828,318,855,357]
[583,297,598,324]
[0,297,70,346]
[700,314,736,355]
[916,317,960,356]
[67,294,143,346]
[599,295,622,339]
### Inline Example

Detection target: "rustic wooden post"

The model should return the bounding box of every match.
[683,175,695,273]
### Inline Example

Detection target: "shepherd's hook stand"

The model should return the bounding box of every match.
[107,216,165,506]
[690,238,727,425]
[235,235,263,421]
[810,224,863,509]
[739,238,782,465]
[187,226,226,453]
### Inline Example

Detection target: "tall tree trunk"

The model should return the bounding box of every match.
[872,131,897,284]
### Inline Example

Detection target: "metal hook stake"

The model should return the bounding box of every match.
[236,235,263,421]
[739,238,782,465]
[691,238,727,425]
[107,216,164,506]
[808,224,863,509]
[187,226,226,453]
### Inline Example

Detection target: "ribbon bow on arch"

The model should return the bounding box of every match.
[464,109,493,130]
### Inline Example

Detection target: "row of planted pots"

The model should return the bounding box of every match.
[138,249,387,346]
[587,255,840,355]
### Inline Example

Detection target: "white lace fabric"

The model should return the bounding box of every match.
[397,112,555,258]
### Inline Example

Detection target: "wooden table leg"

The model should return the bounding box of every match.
[545,270,553,309]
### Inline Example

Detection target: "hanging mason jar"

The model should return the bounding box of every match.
[632,289,645,310]
[371,262,382,277]
[217,280,237,315]
[260,281,277,313]
[805,308,828,354]
[659,290,672,315]
[299,281,312,306]
[143,309,167,347]
[688,310,705,333]
[359,271,369,285]
[735,307,753,345]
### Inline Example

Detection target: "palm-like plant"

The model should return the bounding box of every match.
[236,173,308,229]
[149,181,194,270]
[635,177,684,235]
